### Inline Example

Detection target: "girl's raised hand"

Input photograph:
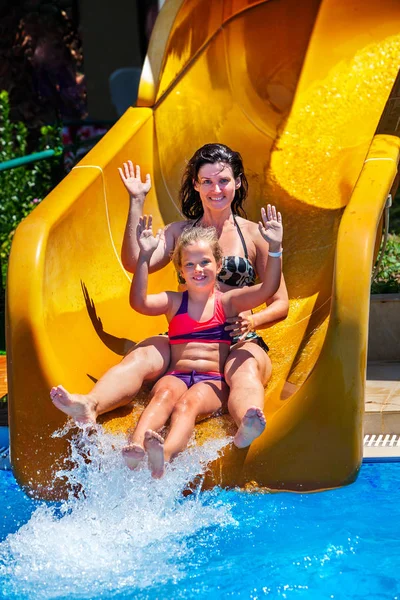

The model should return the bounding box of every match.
[118,161,151,200]
[136,215,163,255]
[259,204,283,248]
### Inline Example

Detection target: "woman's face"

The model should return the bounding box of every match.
[193,162,241,214]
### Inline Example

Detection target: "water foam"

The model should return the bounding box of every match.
[0,425,235,599]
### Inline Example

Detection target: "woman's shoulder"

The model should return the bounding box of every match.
[234,214,269,254]
[168,219,194,230]
[165,219,193,238]
[234,215,261,236]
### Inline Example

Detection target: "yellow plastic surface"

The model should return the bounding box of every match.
[7,0,400,498]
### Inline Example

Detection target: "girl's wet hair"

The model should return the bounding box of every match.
[179,143,248,219]
[171,226,223,270]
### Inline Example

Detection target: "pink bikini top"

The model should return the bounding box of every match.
[168,291,232,345]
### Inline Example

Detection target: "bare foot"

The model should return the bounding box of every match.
[122,443,145,470]
[144,430,165,479]
[50,385,97,424]
[233,406,266,448]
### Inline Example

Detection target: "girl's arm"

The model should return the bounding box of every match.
[130,215,174,316]
[119,161,182,273]
[223,205,284,317]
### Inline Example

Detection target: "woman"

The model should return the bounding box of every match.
[50,143,289,448]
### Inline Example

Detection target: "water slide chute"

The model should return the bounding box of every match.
[7,0,400,498]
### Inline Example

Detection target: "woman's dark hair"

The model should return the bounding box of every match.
[179,143,248,219]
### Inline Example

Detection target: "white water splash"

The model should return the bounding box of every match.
[0,425,235,599]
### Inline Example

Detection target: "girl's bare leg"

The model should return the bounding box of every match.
[224,341,271,448]
[50,336,171,424]
[122,376,187,470]
[145,381,228,478]
[143,431,165,478]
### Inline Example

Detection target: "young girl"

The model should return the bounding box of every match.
[122,206,283,478]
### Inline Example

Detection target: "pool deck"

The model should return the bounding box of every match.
[363,360,400,459]
[365,361,400,434]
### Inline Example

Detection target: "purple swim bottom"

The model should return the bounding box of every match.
[166,370,225,388]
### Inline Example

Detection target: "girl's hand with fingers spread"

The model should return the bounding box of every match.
[259,204,283,251]
[136,215,164,256]
[118,161,152,201]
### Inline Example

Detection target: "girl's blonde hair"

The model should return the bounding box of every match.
[171,226,223,270]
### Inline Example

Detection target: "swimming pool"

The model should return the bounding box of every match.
[0,428,399,600]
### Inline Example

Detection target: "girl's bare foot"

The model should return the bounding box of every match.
[50,385,97,424]
[144,430,165,479]
[122,443,145,470]
[233,406,266,448]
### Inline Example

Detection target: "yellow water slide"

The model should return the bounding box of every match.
[7,0,400,499]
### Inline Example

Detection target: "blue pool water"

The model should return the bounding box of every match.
[0,427,399,600]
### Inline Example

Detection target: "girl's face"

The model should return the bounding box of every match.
[180,241,220,290]
[193,162,241,214]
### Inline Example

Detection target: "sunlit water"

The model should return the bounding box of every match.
[0,426,399,599]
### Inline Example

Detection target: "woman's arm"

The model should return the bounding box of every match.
[224,276,289,338]
[130,216,173,316]
[251,211,289,328]
[119,161,182,274]
[223,206,284,318]
[119,162,151,272]
[250,277,289,329]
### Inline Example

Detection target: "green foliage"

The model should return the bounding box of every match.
[391,189,400,234]
[0,90,62,288]
[371,233,400,294]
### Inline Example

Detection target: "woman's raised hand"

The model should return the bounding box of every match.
[258,205,283,249]
[118,161,151,200]
[136,215,164,256]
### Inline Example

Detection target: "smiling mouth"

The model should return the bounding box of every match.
[193,275,206,280]
[209,195,224,201]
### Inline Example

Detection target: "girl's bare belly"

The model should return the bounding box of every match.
[169,342,230,373]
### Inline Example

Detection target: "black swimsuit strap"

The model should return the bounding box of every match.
[232,214,249,258]
[192,214,249,258]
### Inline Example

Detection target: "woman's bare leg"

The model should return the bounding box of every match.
[145,381,228,478]
[122,376,187,470]
[224,341,271,448]
[50,336,171,423]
